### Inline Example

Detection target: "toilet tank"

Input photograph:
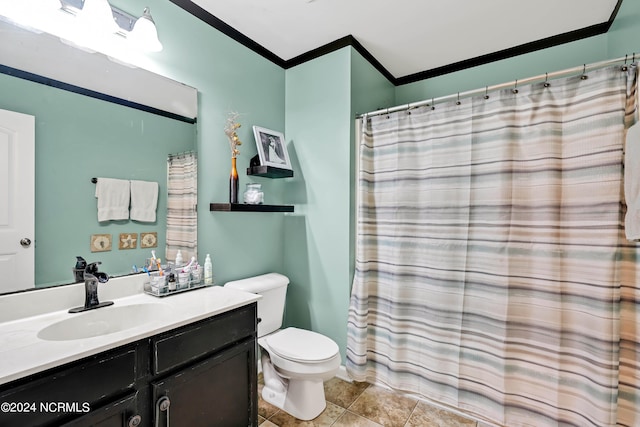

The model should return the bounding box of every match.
[224,273,289,338]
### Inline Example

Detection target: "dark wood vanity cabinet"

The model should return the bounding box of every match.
[150,303,258,427]
[152,339,256,427]
[0,303,258,427]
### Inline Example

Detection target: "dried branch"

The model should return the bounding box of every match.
[224,112,243,158]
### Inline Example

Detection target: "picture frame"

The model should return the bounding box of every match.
[252,126,292,170]
[140,232,158,248]
[118,233,138,250]
[90,234,112,252]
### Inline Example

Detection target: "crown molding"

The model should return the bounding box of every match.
[170,0,624,87]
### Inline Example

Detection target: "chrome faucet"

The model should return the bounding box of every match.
[69,262,114,313]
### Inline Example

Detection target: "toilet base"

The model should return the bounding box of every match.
[263,377,327,421]
[257,328,341,421]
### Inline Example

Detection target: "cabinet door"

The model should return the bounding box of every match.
[152,338,257,427]
[0,344,139,427]
[60,392,140,427]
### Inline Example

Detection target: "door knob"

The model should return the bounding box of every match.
[20,238,31,248]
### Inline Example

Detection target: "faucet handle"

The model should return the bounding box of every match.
[84,262,109,283]
[85,261,102,275]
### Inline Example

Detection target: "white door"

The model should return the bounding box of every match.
[0,109,34,293]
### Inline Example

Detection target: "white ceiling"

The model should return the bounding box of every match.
[189,0,619,80]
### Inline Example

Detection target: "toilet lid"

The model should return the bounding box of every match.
[265,327,339,363]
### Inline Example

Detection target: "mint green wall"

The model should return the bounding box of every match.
[608,0,640,57]
[283,49,352,358]
[118,0,287,285]
[282,48,393,363]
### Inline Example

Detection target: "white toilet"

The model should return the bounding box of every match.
[225,273,341,421]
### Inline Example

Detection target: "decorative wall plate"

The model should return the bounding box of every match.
[140,232,158,248]
[119,233,138,250]
[90,234,112,252]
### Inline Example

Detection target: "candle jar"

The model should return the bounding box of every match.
[243,183,264,204]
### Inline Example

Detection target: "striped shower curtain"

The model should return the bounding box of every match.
[165,151,198,263]
[347,64,640,426]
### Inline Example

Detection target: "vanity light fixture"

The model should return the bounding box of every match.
[75,0,119,36]
[128,8,163,52]
[0,0,162,54]
[41,0,63,10]
[0,0,62,30]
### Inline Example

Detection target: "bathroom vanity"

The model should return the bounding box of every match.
[0,276,260,427]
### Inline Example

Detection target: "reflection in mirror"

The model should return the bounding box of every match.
[0,21,197,295]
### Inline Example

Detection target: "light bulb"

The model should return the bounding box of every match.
[77,0,118,35]
[129,7,162,52]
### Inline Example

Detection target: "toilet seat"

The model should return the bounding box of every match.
[264,327,339,363]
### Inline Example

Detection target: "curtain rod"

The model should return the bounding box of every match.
[356,53,637,120]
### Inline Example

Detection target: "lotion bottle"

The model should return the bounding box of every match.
[175,250,183,266]
[204,254,213,284]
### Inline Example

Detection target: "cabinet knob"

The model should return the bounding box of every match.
[127,414,142,427]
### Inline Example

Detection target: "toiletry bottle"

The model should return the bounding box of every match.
[168,273,177,291]
[204,254,213,284]
[175,250,183,266]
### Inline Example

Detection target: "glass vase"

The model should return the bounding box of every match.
[243,183,264,204]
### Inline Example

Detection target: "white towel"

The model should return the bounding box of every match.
[625,123,640,240]
[95,178,130,222]
[130,180,158,222]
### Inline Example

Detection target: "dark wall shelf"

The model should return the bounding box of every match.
[246,165,294,178]
[210,203,294,212]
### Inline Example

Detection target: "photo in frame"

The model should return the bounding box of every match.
[252,126,292,170]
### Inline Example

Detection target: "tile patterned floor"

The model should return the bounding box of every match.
[258,376,490,427]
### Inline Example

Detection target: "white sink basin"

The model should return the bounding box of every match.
[37,303,172,341]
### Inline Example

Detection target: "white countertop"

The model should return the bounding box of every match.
[0,274,260,385]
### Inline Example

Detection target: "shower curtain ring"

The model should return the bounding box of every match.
[581,64,588,80]
[484,86,489,100]
[544,72,550,88]
[431,98,435,110]
[456,92,461,105]
[512,79,519,94]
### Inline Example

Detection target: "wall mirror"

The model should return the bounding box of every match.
[0,20,198,294]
